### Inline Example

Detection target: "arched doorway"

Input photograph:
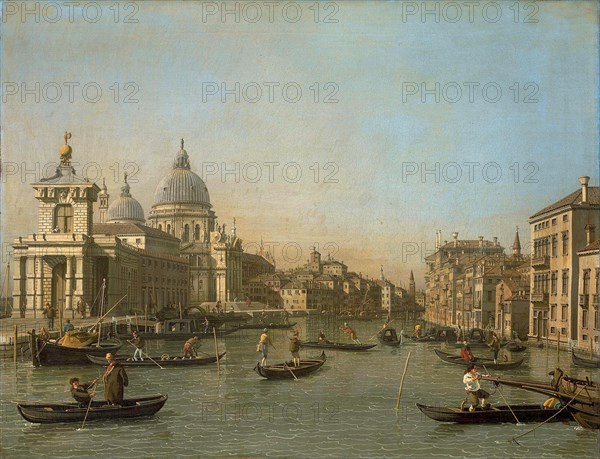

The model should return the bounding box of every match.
[52,263,66,324]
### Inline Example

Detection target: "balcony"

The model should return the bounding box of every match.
[579,294,589,307]
[531,255,550,269]
[531,292,549,304]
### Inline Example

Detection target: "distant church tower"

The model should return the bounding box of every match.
[512,226,522,256]
[98,178,109,223]
[409,270,416,299]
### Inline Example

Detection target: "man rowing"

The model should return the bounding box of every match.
[340,322,362,344]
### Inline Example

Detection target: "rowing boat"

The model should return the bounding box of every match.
[254,352,326,379]
[416,403,571,424]
[86,352,226,367]
[17,395,167,424]
[35,338,123,365]
[300,341,376,351]
[434,349,524,370]
[572,352,600,369]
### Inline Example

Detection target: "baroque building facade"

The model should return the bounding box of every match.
[12,134,248,318]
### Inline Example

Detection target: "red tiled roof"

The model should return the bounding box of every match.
[530,187,600,220]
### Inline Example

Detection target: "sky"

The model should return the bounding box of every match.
[1,1,598,290]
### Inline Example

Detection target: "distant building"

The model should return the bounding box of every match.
[576,226,599,352]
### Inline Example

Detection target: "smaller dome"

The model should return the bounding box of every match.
[107,174,145,224]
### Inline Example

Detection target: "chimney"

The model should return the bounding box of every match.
[493,236,498,246]
[585,224,596,244]
[478,236,484,248]
[579,176,590,203]
[452,232,459,247]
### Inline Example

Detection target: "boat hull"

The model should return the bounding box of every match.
[17,395,167,424]
[572,352,600,369]
[135,327,238,341]
[238,322,296,330]
[434,349,524,370]
[36,338,123,365]
[254,352,326,379]
[416,403,572,424]
[87,352,226,367]
[300,341,376,351]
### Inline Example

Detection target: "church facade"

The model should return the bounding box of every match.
[12,134,249,319]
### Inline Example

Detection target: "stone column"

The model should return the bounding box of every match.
[36,257,44,312]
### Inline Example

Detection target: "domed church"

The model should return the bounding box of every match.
[11,134,247,318]
[146,139,243,305]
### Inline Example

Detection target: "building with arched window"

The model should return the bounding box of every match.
[12,134,254,319]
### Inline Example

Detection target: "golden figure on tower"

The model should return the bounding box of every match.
[59,131,72,165]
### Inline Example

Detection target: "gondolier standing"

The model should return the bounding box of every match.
[463,363,490,412]
[289,329,301,367]
[341,323,362,345]
[103,353,129,405]
[183,336,200,358]
[258,328,273,366]
[130,331,145,361]
[488,331,500,364]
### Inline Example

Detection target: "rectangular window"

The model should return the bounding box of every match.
[550,326,556,334]
[582,309,588,328]
[563,214,568,222]
[552,218,557,226]
[550,304,557,320]
[561,304,568,320]
[562,270,569,295]
[562,232,569,256]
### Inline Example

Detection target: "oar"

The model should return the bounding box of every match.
[125,341,164,369]
[481,364,521,425]
[369,320,395,341]
[283,362,298,381]
[77,380,98,431]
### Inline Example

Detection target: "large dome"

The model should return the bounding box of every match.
[153,140,211,207]
[107,176,145,223]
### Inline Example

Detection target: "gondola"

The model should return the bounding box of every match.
[254,352,326,379]
[17,394,167,424]
[300,341,376,351]
[434,349,524,370]
[35,337,123,365]
[87,352,226,367]
[237,322,296,330]
[136,326,239,341]
[415,403,572,424]
[482,369,600,429]
[505,341,527,352]
[378,328,401,347]
[572,352,600,369]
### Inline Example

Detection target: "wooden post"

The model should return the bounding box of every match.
[144,304,148,332]
[30,329,39,367]
[213,327,221,376]
[557,331,560,364]
[13,325,18,364]
[395,351,412,411]
[135,313,139,331]
[590,338,594,359]
[546,333,549,367]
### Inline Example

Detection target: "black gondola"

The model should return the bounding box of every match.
[434,349,524,370]
[17,395,167,424]
[415,403,572,424]
[87,352,226,367]
[378,328,401,347]
[35,338,123,365]
[572,352,600,369]
[505,341,527,352]
[238,322,296,330]
[254,352,326,379]
[136,324,239,341]
[300,341,376,351]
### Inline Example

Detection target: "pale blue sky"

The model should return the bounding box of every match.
[1,1,598,288]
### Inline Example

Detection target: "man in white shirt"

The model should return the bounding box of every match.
[463,363,490,412]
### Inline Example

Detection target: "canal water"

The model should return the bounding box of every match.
[1,317,598,458]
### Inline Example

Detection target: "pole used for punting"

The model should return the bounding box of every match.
[557,331,560,365]
[13,325,18,364]
[213,327,221,376]
[30,329,39,367]
[395,351,412,411]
